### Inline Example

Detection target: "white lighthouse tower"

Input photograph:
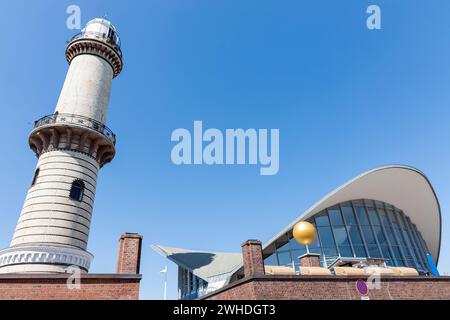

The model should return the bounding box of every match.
[0,18,123,273]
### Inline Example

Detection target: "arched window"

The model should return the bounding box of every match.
[69,180,85,201]
[31,168,40,187]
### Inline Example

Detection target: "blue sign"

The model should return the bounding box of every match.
[426,253,440,276]
[356,279,369,296]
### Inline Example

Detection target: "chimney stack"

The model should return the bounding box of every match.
[241,240,265,277]
[299,253,321,267]
[116,233,143,274]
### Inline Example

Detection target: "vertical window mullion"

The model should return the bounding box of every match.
[398,211,422,270]
[311,220,325,267]
[412,224,432,272]
[364,200,383,258]
[393,209,416,267]
[325,209,341,259]
[351,200,370,257]
[339,204,356,258]
[386,208,408,265]
[378,203,398,266]
[404,216,427,272]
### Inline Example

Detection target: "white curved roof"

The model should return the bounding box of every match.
[151,245,242,280]
[265,165,442,263]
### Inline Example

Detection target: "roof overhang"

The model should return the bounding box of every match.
[264,165,442,264]
[151,245,242,280]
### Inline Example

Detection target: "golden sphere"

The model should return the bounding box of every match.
[293,221,316,245]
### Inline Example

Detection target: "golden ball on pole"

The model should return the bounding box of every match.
[293,221,316,245]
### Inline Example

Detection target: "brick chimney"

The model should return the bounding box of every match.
[241,240,265,277]
[116,233,143,274]
[299,253,321,267]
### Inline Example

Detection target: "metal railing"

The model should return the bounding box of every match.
[69,31,122,57]
[33,113,116,146]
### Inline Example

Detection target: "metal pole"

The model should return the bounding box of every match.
[164,269,168,300]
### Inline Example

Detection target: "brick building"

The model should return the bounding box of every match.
[153,166,448,300]
[201,240,450,300]
[0,233,143,300]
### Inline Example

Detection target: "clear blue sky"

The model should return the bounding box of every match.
[0,0,449,300]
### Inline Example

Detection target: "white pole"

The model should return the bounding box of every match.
[164,267,168,301]
[160,265,168,300]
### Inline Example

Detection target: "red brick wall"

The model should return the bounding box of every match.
[241,240,265,277]
[0,274,141,300]
[299,254,321,267]
[202,275,450,300]
[116,233,143,274]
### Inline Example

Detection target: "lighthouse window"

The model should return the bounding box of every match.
[31,168,40,187]
[69,180,85,201]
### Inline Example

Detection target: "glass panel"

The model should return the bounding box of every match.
[328,207,344,226]
[347,224,363,244]
[378,209,390,226]
[353,245,366,257]
[391,246,403,260]
[361,226,376,244]
[277,241,291,252]
[380,245,392,260]
[264,254,278,266]
[368,245,382,258]
[368,209,381,225]
[405,216,428,271]
[397,212,421,269]
[309,246,322,255]
[277,251,292,266]
[292,249,307,260]
[308,235,321,249]
[315,213,330,227]
[317,226,336,247]
[308,221,321,249]
[323,247,338,257]
[333,226,351,247]
[341,206,357,225]
[339,245,353,257]
[389,210,406,246]
[355,205,370,225]
[189,272,194,293]
[397,259,406,267]
[373,226,387,245]
[289,237,306,251]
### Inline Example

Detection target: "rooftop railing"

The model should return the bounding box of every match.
[33,113,116,146]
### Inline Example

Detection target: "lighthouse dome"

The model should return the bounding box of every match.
[78,18,121,52]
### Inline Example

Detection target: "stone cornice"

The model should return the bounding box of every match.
[66,38,123,78]
[0,246,94,272]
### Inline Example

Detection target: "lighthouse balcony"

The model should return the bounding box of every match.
[33,113,116,146]
[29,113,116,167]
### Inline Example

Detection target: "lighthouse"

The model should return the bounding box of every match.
[0,18,123,273]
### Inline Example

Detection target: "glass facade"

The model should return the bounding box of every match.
[179,267,209,300]
[263,199,431,274]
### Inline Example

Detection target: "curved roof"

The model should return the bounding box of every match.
[151,245,242,280]
[265,165,442,263]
